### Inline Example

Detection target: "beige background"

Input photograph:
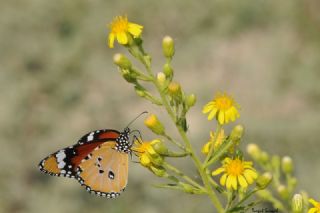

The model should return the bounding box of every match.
[1,0,320,212]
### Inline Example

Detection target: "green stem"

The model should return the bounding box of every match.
[163,133,186,151]
[163,162,204,190]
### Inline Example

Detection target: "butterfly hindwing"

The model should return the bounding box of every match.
[76,141,129,198]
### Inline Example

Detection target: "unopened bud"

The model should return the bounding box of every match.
[292,194,303,213]
[144,114,165,135]
[163,63,173,79]
[256,172,273,189]
[282,156,293,174]
[135,86,147,97]
[113,53,132,69]
[162,36,175,58]
[151,140,168,155]
[185,94,197,108]
[150,154,164,166]
[157,72,166,87]
[277,185,289,200]
[230,124,244,142]
[149,165,167,177]
[260,151,269,163]
[168,82,182,98]
[180,183,194,193]
[247,144,261,160]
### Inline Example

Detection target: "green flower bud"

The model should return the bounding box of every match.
[163,63,173,79]
[144,114,165,135]
[121,69,136,83]
[135,86,147,97]
[256,172,273,189]
[150,154,164,166]
[185,94,197,108]
[168,81,182,101]
[277,185,289,200]
[292,194,303,213]
[282,156,293,174]
[180,183,195,194]
[246,143,261,160]
[113,53,132,69]
[260,151,269,163]
[149,165,167,177]
[230,124,244,142]
[162,36,175,58]
[151,140,168,155]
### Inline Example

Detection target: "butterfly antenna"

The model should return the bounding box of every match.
[126,111,148,128]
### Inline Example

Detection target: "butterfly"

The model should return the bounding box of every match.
[39,127,138,198]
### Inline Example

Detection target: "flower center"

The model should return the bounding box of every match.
[226,159,244,176]
[215,95,233,110]
[110,16,129,34]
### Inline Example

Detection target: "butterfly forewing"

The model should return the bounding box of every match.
[76,141,129,198]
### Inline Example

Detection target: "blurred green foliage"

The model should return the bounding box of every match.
[1,0,320,212]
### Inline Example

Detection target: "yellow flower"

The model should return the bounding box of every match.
[108,15,143,48]
[212,157,257,190]
[202,130,225,154]
[132,140,163,167]
[203,92,240,125]
[308,199,320,213]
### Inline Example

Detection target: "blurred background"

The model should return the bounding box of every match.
[1,0,320,212]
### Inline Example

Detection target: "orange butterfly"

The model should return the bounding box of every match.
[39,127,134,198]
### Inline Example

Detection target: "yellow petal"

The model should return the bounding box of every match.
[225,109,232,123]
[202,142,211,154]
[202,102,214,113]
[140,154,151,166]
[223,157,232,164]
[128,23,143,37]
[238,175,248,188]
[116,32,128,44]
[212,167,225,176]
[108,33,115,48]
[220,173,227,186]
[218,111,225,124]
[308,208,318,213]
[309,199,319,207]
[207,108,218,120]
[243,169,257,184]
[226,175,233,190]
[230,175,237,190]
